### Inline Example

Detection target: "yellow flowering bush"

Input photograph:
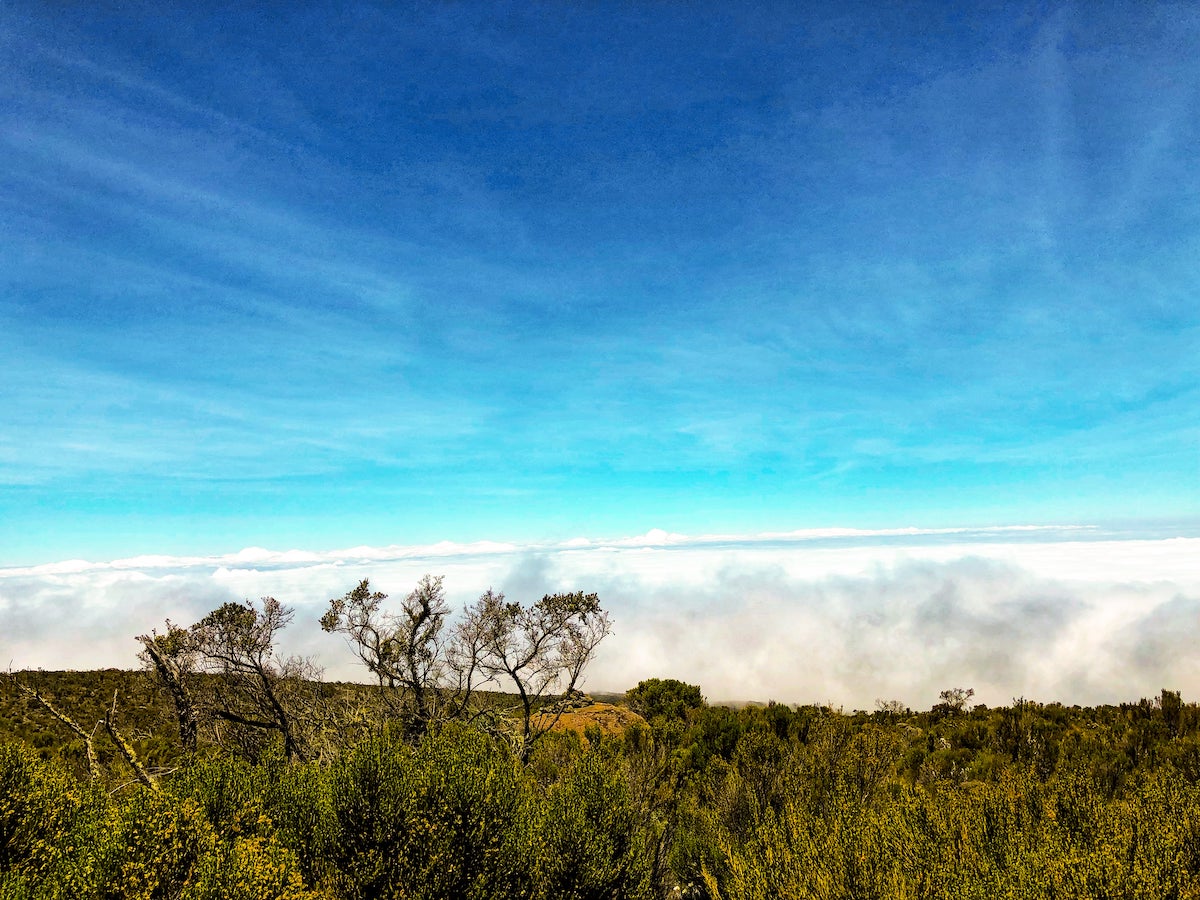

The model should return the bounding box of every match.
[183,834,331,900]
[327,724,535,900]
[0,744,89,889]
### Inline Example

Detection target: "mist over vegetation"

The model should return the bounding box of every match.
[5,578,1200,898]
[4,531,1198,708]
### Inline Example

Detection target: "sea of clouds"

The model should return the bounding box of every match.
[3,525,1198,710]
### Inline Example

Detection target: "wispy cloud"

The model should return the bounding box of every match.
[2,6,1198,564]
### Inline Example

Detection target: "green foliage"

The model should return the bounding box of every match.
[626,679,705,725]
[89,790,214,899]
[534,749,654,900]
[685,718,1200,899]
[258,758,336,888]
[0,747,318,899]
[168,751,270,836]
[182,835,325,900]
[327,724,534,900]
[0,744,87,884]
[9,671,1200,900]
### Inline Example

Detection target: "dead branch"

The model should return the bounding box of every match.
[7,673,99,778]
[103,690,157,790]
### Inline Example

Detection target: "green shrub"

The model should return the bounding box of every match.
[258,759,335,889]
[328,725,534,900]
[183,834,327,900]
[169,752,269,838]
[89,790,215,900]
[534,749,653,900]
[0,744,87,884]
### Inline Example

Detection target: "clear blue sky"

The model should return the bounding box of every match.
[2,2,1197,565]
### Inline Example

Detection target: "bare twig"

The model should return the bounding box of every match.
[103,690,157,790]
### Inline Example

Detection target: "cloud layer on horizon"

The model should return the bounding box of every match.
[3,529,1197,710]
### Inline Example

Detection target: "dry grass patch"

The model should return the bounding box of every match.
[535,703,646,737]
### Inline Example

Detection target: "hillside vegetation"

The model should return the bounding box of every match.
[5,669,1200,898]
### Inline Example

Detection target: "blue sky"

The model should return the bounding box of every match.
[2,2,1198,565]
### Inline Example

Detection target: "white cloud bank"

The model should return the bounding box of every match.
[2,526,1197,710]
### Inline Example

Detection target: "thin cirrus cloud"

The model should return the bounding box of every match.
[1,8,1197,586]
[3,527,1197,709]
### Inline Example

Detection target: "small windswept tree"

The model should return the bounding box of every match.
[321,578,611,754]
[461,589,611,761]
[874,699,909,719]
[321,576,450,738]
[190,597,315,761]
[936,687,975,715]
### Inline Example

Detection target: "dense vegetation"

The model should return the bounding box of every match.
[7,675,1200,898]
[5,579,1200,898]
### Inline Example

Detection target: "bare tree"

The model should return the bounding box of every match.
[321,576,449,738]
[460,589,611,761]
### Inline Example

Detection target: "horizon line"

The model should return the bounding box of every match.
[0,522,1123,578]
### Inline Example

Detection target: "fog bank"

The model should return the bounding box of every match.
[3,527,1196,709]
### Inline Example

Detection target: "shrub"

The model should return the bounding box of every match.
[89,790,214,900]
[328,725,534,900]
[534,749,653,900]
[0,744,87,885]
[183,835,327,900]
